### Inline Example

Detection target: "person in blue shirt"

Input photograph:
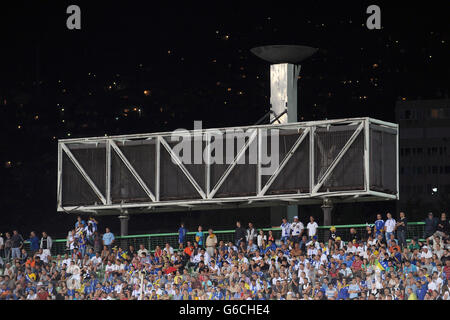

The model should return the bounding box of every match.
[195,226,204,248]
[78,233,87,257]
[102,227,115,250]
[348,278,360,299]
[178,223,187,250]
[75,216,86,228]
[416,280,428,300]
[374,214,385,239]
[337,278,349,300]
[28,231,40,254]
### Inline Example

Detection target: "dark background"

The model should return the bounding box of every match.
[0,1,448,238]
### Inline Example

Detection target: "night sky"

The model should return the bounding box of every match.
[0,1,449,237]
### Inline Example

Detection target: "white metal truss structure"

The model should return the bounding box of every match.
[57,117,399,215]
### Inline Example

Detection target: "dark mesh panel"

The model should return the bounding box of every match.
[210,134,250,189]
[111,150,150,203]
[370,126,397,194]
[62,153,100,206]
[70,144,106,195]
[314,126,357,185]
[319,132,364,192]
[215,136,257,197]
[118,140,156,193]
[370,129,382,188]
[159,139,202,200]
[183,137,206,191]
[382,131,397,192]
[261,129,302,187]
[266,132,310,194]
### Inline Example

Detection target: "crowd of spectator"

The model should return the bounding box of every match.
[0,211,448,300]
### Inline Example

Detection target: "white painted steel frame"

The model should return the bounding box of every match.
[57,117,399,214]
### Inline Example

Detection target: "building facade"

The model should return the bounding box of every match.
[396,98,450,218]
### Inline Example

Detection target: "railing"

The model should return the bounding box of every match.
[15,222,426,258]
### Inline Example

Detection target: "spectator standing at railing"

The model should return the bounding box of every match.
[102,228,115,251]
[3,232,12,261]
[395,212,408,248]
[40,232,52,257]
[11,230,24,260]
[234,221,246,248]
[435,212,449,239]
[205,229,217,258]
[0,233,4,260]
[28,232,40,256]
[280,218,291,244]
[195,226,204,248]
[307,216,318,241]
[424,212,439,240]
[257,230,266,249]
[246,223,257,244]
[66,230,75,254]
[374,214,385,240]
[178,223,187,250]
[385,213,396,241]
[290,216,304,244]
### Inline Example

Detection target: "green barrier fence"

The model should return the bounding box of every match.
[13,222,425,258]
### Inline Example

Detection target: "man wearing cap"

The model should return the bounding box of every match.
[206,229,218,258]
[420,246,432,259]
[290,216,304,244]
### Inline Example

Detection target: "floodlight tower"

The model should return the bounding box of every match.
[251,45,327,225]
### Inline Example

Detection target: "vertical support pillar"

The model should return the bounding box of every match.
[321,198,333,241]
[119,214,129,236]
[269,63,301,226]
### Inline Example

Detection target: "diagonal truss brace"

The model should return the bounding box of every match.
[311,122,364,194]
[110,140,156,202]
[159,136,207,199]
[258,127,310,196]
[208,128,258,199]
[61,143,107,205]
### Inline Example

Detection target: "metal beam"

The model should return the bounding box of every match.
[110,140,156,202]
[155,137,160,202]
[57,143,63,208]
[364,119,370,192]
[59,117,395,144]
[106,140,112,204]
[159,136,207,199]
[61,143,107,205]
[205,133,211,198]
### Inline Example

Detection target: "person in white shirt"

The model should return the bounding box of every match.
[290,216,304,243]
[280,218,291,243]
[384,212,396,241]
[306,216,319,240]
[163,243,174,255]
[137,244,149,257]
[90,252,102,269]
[420,246,433,259]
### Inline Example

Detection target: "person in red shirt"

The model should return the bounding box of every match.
[36,287,49,300]
[351,255,363,276]
[154,246,162,258]
[183,241,194,257]
[444,260,450,281]
[163,262,177,275]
